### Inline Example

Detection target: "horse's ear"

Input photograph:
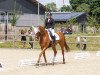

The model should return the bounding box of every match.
[39,26,45,29]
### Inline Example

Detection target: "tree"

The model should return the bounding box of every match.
[60,5,73,12]
[87,16,97,27]
[92,7,100,23]
[67,18,77,25]
[11,0,21,27]
[76,3,90,13]
[70,0,91,11]
[45,2,57,12]
[70,0,100,23]
[11,12,19,26]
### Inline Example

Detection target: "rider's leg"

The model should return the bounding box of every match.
[50,28,55,44]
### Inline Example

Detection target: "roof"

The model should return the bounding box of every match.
[0,0,46,12]
[51,12,86,22]
[26,0,46,10]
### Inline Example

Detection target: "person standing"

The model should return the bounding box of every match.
[76,36,80,49]
[21,29,26,48]
[28,30,34,49]
[82,37,87,50]
[45,12,55,44]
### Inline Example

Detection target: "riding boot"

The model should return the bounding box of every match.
[52,36,56,44]
[0,63,2,68]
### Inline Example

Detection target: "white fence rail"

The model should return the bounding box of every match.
[0,34,100,50]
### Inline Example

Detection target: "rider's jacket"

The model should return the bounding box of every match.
[45,18,55,29]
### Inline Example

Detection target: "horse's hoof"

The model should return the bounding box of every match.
[52,62,54,65]
[35,63,39,66]
[63,62,65,64]
[45,63,48,66]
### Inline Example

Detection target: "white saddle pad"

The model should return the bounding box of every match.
[47,30,60,41]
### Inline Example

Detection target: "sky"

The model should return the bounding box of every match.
[38,0,70,8]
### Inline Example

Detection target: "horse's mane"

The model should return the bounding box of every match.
[38,26,46,35]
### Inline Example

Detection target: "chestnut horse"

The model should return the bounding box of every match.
[33,26,70,65]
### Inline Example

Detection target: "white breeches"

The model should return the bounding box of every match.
[47,28,55,36]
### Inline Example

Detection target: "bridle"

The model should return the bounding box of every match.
[33,27,40,41]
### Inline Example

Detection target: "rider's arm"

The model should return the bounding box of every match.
[51,18,55,29]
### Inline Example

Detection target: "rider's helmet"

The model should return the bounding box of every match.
[47,12,52,16]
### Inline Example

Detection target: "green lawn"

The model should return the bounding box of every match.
[0,33,100,51]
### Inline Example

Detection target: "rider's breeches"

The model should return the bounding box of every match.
[47,28,55,36]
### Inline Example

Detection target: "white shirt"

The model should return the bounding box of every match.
[76,36,80,42]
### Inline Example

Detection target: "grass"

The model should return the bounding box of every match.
[0,32,100,51]
[0,42,13,48]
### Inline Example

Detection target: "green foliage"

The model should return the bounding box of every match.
[92,7,100,23]
[11,13,18,26]
[86,16,97,27]
[76,3,90,13]
[60,5,73,12]
[95,24,100,30]
[70,0,100,23]
[0,42,13,48]
[45,2,57,12]
[86,16,100,30]
[11,0,21,26]
[66,18,77,26]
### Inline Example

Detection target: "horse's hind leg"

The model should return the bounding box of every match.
[59,42,65,64]
[52,45,57,65]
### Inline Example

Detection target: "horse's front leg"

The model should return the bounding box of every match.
[36,47,47,66]
[43,52,47,65]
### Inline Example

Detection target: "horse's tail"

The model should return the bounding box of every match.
[64,37,70,52]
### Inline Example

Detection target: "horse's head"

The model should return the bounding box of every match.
[33,26,46,41]
[38,26,45,34]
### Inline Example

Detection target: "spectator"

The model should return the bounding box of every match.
[76,36,80,49]
[61,27,65,33]
[28,30,34,49]
[64,25,72,34]
[82,37,87,50]
[21,29,26,48]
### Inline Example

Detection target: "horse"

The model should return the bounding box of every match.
[33,26,70,65]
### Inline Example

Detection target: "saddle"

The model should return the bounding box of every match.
[48,30,55,39]
[47,30,60,47]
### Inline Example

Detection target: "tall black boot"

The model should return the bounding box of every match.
[52,36,56,44]
[0,63,2,68]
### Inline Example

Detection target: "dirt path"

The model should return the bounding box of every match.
[0,48,100,75]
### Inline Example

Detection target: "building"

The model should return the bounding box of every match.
[51,12,87,23]
[0,0,46,30]
[51,12,87,32]
[0,0,46,39]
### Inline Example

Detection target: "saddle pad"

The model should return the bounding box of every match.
[47,30,60,41]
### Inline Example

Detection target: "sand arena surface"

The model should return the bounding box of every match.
[0,48,100,75]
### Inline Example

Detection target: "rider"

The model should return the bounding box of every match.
[45,12,55,44]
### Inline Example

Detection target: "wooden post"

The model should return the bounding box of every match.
[80,36,82,51]
[5,12,8,40]
[38,0,40,25]
[13,26,15,48]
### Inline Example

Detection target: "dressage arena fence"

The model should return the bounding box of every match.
[0,34,100,50]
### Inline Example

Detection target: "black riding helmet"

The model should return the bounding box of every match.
[47,12,52,16]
